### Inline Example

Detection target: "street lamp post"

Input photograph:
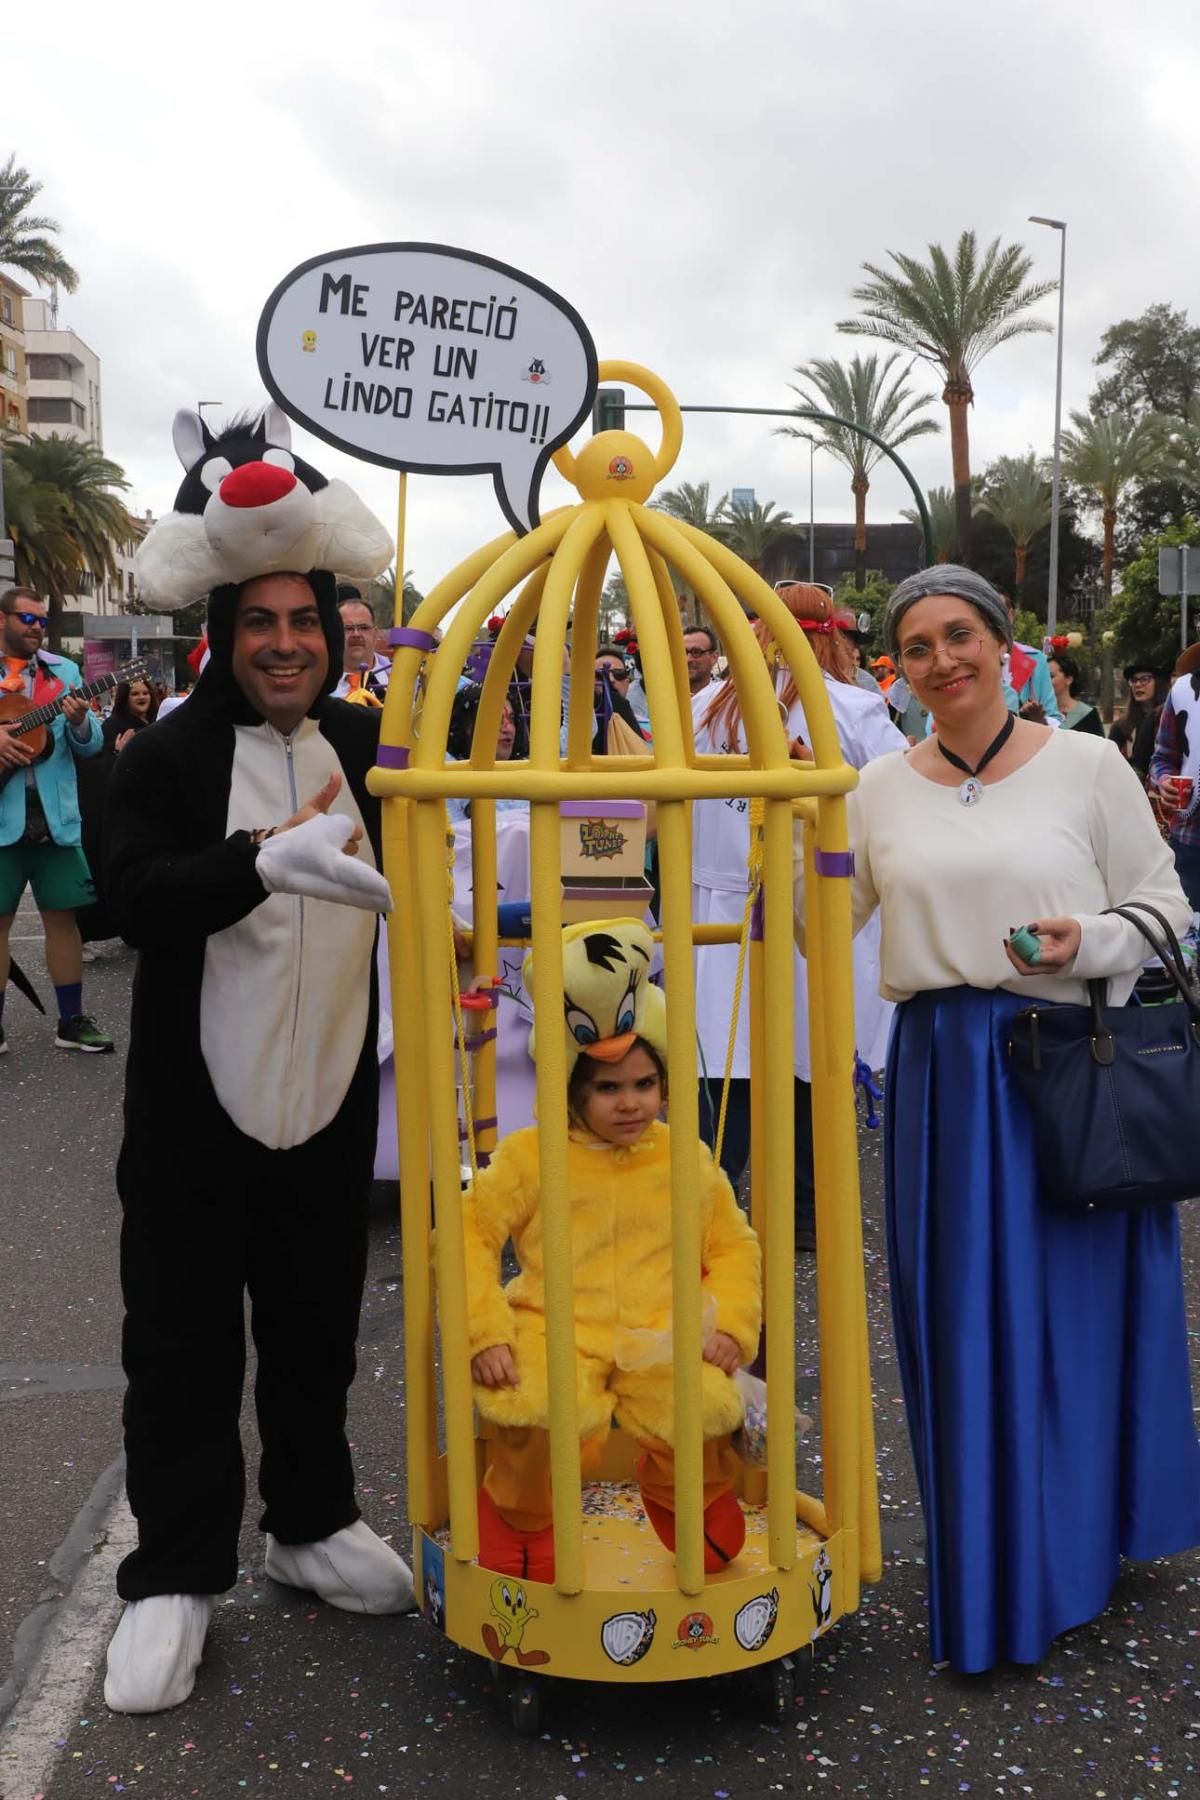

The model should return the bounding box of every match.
[1029,215,1067,640]
[807,435,816,582]
[791,431,820,581]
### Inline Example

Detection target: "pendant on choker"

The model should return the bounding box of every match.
[958,776,984,807]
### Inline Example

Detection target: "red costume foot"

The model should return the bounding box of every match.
[638,1478,746,1572]
[477,1489,556,1583]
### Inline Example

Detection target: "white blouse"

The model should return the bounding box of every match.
[812,729,1192,1008]
[693,676,906,892]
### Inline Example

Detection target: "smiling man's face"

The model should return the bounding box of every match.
[231,573,328,733]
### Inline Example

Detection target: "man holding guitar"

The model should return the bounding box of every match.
[0,586,114,1054]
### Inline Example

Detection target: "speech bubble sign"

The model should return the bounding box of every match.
[256,243,597,535]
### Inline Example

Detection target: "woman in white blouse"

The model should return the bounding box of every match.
[835,564,1200,1674]
[693,583,904,1250]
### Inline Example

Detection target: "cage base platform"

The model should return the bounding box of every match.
[414,1478,843,1683]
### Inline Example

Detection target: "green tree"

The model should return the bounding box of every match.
[367,565,424,623]
[1090,303,1200,416]
[0,154,80,291]
[839,230,1055,564]
[1059,410,1167,599]
[976,453,1053,597]
[1090,305,1200,558]
[722,496,793,572]
[969,483,1098,621]
[600,570,629,639]
[3,434,136,645]
[777,353,939,590]
[901,484,974,563]
[1163,400,1200,495]
[832,568,894,654]
[1103,521,1200,672]
[650,481,729,622]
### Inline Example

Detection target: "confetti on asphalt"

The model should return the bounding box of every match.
[22,1097,1200,1797]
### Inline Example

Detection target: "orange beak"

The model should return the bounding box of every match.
[581,1031,637,1064]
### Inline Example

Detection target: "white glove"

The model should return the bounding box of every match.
[256,812,393,913]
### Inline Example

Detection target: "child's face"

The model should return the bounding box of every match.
[576,1044,663,1145]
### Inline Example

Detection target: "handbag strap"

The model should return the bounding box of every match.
[1104,904,1200,1027]
[1112,899,1191,979]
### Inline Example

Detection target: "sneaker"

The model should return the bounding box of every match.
[55,1013,114,1053]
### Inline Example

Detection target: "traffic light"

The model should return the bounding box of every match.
[591,387,626,434]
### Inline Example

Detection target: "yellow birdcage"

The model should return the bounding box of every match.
[368,363,879,1727]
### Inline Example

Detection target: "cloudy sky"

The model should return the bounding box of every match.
[6,0,1200,598]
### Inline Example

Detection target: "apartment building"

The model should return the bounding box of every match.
[23,295,102,445]
[0,273,29,434]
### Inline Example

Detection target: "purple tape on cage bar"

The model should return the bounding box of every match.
[750,889,765,942]
[459,1116,499,1140]
[813,849,855,878]
[388,627,438,651]
[463,1029,499,1053]
[375,744,410,769]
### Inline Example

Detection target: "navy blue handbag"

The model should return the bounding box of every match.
[1007,902,1200,1212]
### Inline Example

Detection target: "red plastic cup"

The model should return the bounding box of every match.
[1165,776,1194,809]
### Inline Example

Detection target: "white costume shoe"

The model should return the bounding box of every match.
[264,1519,415,1614]
[104,1594,213,1714]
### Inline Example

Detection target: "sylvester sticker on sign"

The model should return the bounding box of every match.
[256,243,597,535]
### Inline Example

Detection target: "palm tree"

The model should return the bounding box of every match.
[722,496,793,573]
[0,155,80,291]
[777,353,939,589]
[976,453,1053,597]
[4,434,135,643]
[650,480,729,621]
[901,486,959,563]
[1163,400,1200,495]
[839,230,1055,564]
[600,570,629,640]
[1059,410,1167,598]
[368,565,423,623]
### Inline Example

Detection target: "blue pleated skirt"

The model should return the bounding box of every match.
[885,986,1200,1674]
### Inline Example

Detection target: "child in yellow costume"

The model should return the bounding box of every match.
[463,919,762,1583]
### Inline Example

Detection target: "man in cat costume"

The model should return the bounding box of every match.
[103,406,411,1714]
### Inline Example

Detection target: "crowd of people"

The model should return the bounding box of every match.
[3,479,1199,1714]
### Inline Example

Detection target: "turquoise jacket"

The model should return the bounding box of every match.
[0,650,103,848]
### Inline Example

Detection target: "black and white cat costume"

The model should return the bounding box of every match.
[105,407,400,1625]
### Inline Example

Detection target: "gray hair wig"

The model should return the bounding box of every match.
[883,564,1013,658]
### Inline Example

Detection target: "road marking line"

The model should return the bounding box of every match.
[0,1482,133,1800]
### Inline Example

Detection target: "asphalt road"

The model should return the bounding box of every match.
[2,927,1200,1799]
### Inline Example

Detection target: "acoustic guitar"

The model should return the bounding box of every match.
[0,658,149,783]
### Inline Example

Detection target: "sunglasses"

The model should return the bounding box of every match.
[9,611,47,629]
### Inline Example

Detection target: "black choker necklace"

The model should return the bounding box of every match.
[936,712,1015,807]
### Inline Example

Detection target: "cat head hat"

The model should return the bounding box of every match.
[134,403,393,611]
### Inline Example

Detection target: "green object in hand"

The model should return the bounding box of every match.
[1009,925,1042,964]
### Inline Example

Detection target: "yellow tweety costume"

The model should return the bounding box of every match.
[463,918,761,1444]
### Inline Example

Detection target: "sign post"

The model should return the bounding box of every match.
[1158,544,1195,652]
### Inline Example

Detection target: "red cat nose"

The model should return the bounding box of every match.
[219,461,297,508]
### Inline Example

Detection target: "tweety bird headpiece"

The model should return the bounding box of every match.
[523,919,667,1075]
